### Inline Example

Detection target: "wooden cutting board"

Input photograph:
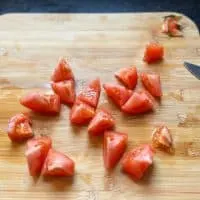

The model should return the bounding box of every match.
[0,12,200,200]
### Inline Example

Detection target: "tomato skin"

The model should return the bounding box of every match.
[121,89,154,114]
[103,131,128,169]
[51,58,74,82]
[7,113,33,142]
[25,136,52,176]
[141,73,162,97]
[77,78,101,108]
[88,109,115,136]
[115,66,138,89]
[103,83,132,108]
[122,144,154,180]
[143,43,164,64]
[51,80,75,105]
[20,92,61,115]
[42,149,75,177]
[70,100,95,125]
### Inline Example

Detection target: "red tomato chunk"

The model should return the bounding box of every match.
[20,92,61,115]
[7,113,33,142]
[51,58,74,82]
[77,78,101,108]
[141,72,162,97]
[25,136,52,176]
[88,109,115,136]
[51,80,75,105]
[122,89,154,114]
[122,144,154,180]
[104,131,128,169]
[115,66,138,89]
[103,83,132,108]
[70,100,95,125]
[143,43,164,64]
[42,149,75,177]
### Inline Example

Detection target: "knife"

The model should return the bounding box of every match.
[184,62,200,80]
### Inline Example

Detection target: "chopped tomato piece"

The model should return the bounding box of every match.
[25,135,52,176]
[88,109,115,136]
[77,78,101,108]
[51,80,75,105]
[141,72,162,97]
[122,144,154,180]
[104,131,128,169]
[143,43,164,64]
[20,92,61,115]
[122,89,154,114]
[42,149,75,176]
[70,100,95,125]
[115,66,138,89]
[51,58,74,82]
[152,126,173,152]
[7,113,33,142]
[103,83,132,108]
[162,15,183,37]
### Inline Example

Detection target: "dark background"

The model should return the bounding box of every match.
[0,0,199,29]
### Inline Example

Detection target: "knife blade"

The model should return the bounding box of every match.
[184,62,200,80]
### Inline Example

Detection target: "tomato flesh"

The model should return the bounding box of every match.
[51,80,75,105]
[141,72,162,97]
[122,144,154,180]
[152,126,173,151]
[104,131,128,169]
[115,66,138,89]
[121,89,154,114]
[20,92,61,114]
[42,149,75,176]
[25,135,52,176]
[143,43,164,64]
[7,113,33,142]
[77,78,101,108]
[162,16,182,37]
[51,58,74,82]
[70,100,95,125]
[103,83,132,108]
[88,109,115,136]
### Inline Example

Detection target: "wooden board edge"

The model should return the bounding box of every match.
[0,11,199,36]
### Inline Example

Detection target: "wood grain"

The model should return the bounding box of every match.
[0,12,199,200]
